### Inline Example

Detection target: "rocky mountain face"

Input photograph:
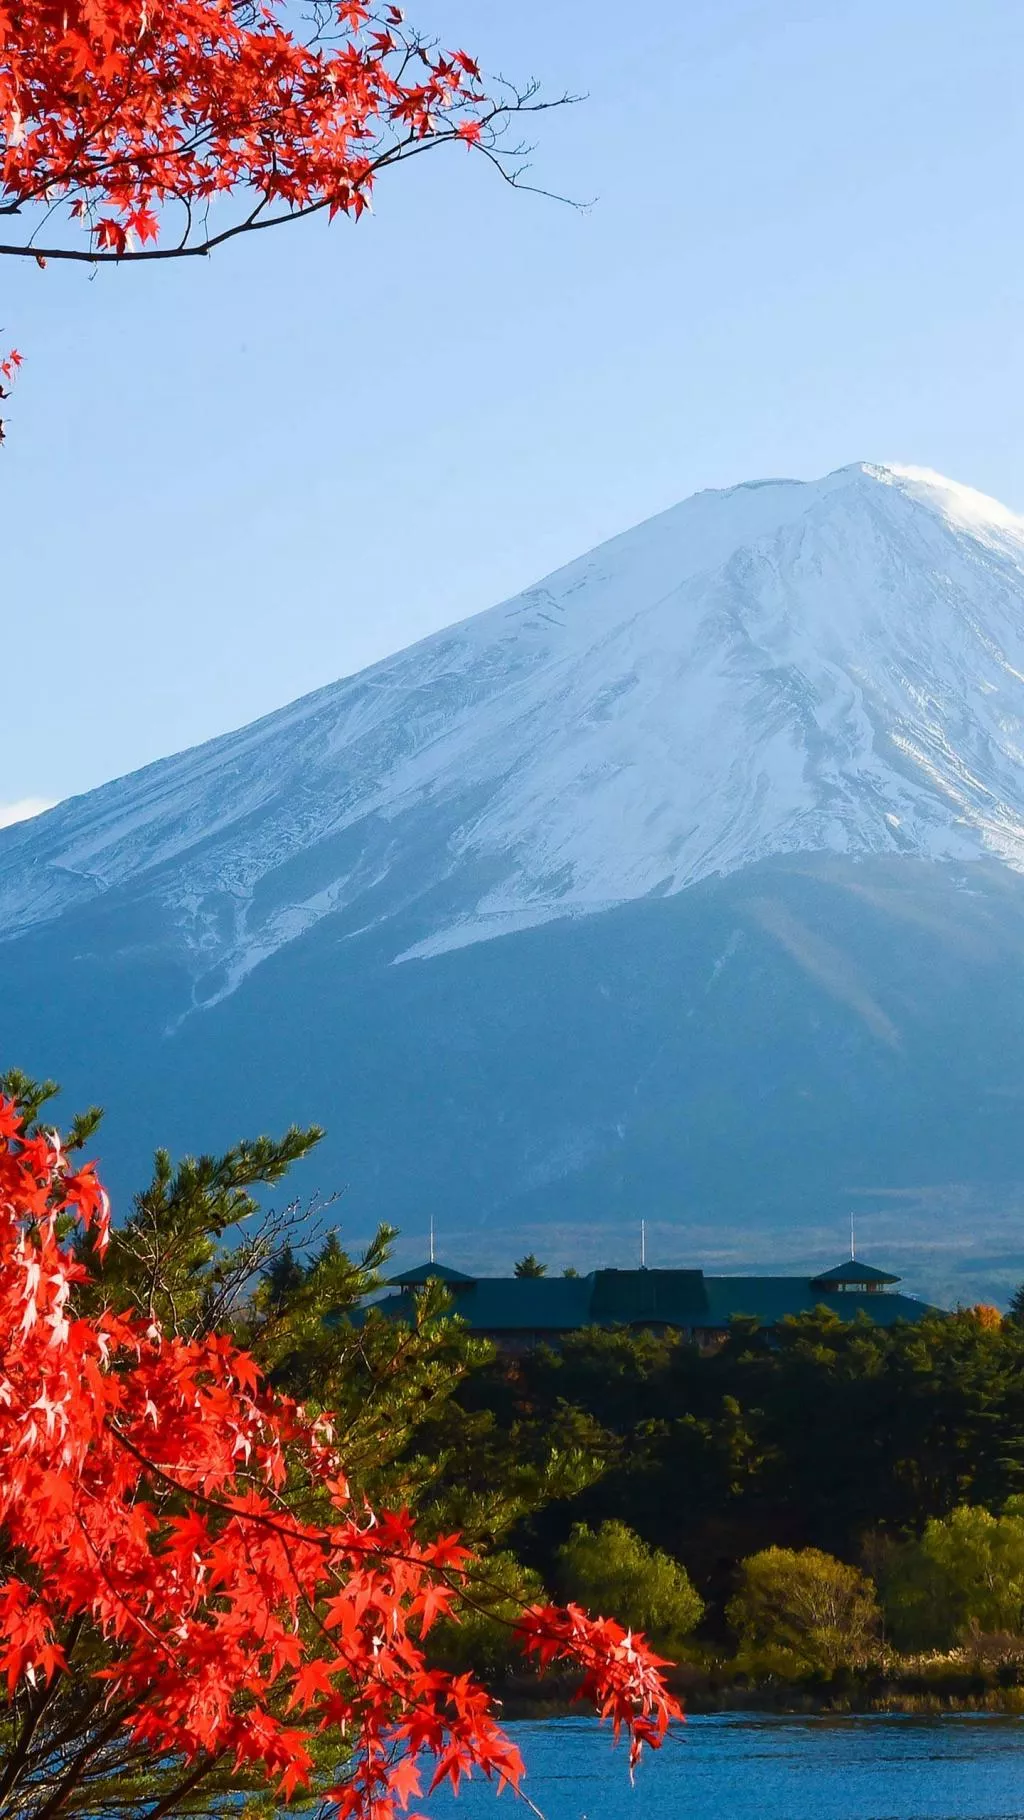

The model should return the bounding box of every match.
[5,462,1024,1304]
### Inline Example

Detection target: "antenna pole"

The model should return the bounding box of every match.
[429,1214,435,1266]
[850,1212,856,1262]
[640,1219,646,1270]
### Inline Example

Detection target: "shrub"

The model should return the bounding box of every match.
[727,1546,881,1675]
[556,1520,704,1646]
[881,1503,1024,1651]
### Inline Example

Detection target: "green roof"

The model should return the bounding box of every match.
[432,1276,594,1333]
[367,1263,943,1335]
[386,1262,477,1287]
[701,1276,930,1329]
[810,1259,900,1287]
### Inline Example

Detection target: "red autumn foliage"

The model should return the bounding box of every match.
[0,344,19,441]
[0,1,560,437]
[0,0,541,265]
[0,1097,681,1818]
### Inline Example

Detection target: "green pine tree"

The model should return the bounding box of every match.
[514,1253,546,1278]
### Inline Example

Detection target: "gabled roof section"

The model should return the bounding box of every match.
[589,1269,709,1326]
[386,1262,477,1287]
[810,1259,900,1287]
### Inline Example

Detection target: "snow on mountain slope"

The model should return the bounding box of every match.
[5,460,1024,997]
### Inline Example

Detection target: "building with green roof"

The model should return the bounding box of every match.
[371,1258,943,1351]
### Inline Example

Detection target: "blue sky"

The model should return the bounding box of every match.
[5,0,1024,814]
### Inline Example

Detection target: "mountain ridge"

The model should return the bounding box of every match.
[5,459,1024,997]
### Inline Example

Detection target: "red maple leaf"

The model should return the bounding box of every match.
[0,1092,681,1816]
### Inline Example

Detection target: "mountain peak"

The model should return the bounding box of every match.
[5,462,1024,990]
[690,460,1024,545]
[864,462,1024,540]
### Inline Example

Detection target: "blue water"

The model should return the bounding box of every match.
[424,1714,1024,1818]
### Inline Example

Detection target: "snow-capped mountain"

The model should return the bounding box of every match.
[5,461,1024,1004]
[5,460,1024,1303]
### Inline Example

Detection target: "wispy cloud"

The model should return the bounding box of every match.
[0,797,56,829]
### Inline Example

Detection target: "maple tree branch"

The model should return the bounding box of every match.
[112,1408,562,1655]
[27,1707,140,1820]
[105,1418,331,1550]
[19,1682,109,1777]
[71,1503,209,1693]
[0,191,346,261]
[0,86,580,266]
[257,1471,562,1661]
[108,1410,550,1707]
[5,1718,148,1820]
[142,1752,220,1820]
[0,1616,85,1812]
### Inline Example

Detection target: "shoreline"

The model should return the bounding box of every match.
[491,1664,1024,1720]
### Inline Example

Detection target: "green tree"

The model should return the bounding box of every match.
[89,1122,325,1336]
[515,1254,547,1278]
[727,1546,881,1674]
[881,1503,1024,1651]
[427,1298,1024,1620]
[556,1520,703,1648]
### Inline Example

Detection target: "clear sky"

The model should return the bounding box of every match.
[5,0,1024,814]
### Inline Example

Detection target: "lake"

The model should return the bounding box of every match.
[424,1714,1024,1818]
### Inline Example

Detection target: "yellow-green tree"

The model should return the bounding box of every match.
[556,1520,703,1648]
[881,1502,1024,1650]
[727,1546,880,1675]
